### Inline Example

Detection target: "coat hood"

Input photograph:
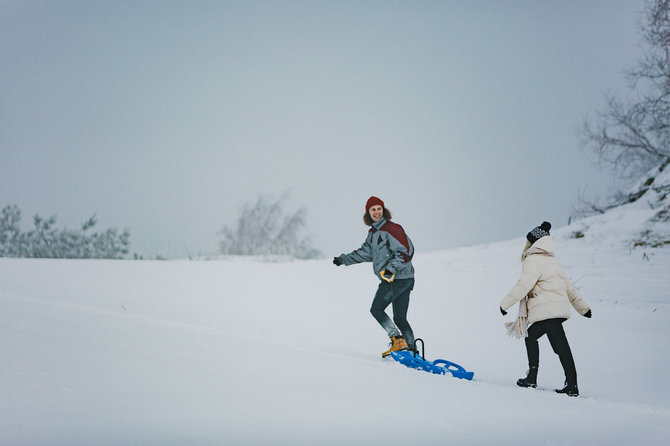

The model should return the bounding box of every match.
[532,235,555,253]
[523,236,555,261]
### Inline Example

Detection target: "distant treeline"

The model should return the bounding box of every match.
[2,193,320,260]
[0,205,130,259]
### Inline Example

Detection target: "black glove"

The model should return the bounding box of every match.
[333,257,343,266]
[500,307,507,316]
[584,309,592,318]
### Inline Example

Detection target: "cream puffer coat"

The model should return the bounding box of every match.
[500,236,590,325]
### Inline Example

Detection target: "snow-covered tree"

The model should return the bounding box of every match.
[0,205,130,259]
[218,194,321,259]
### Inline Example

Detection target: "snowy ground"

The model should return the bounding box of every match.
[1,223,669,445]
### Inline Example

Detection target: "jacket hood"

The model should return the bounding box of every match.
[522,236,555,261]
[530,235,555,254]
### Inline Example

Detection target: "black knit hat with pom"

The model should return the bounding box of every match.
[526,221,551,244]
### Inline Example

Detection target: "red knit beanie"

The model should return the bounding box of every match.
[365,196,385,212]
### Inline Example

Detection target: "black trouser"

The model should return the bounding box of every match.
[370,278,415,348]
[525,318,577,384]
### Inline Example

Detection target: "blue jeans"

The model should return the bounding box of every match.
[370,278,415,349]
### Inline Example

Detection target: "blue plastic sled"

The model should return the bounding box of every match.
[390,350,474,380]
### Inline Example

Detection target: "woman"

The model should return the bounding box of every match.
[500,221,592,396]
[333,196,416,357]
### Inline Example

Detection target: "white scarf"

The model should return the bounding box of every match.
[505,296,528,338]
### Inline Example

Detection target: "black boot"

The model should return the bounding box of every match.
[517,366,538,388]
[556,376,579,397]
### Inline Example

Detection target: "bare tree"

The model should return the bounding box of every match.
[581,0,670,181]
[218,194,321,259]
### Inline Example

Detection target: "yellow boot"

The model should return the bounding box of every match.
[382,336,409,358]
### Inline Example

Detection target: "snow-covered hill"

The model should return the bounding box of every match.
[572,160,670,250]
[1,218,669,444]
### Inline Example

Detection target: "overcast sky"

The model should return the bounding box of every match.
[1,1,645,259]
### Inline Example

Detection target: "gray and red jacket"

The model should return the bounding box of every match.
[337,217,415,280]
